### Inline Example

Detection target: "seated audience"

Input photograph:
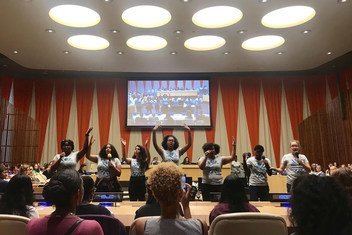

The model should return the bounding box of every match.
[26,169,103,235]
[0,174,39,218]
[0,165,9,193]
[289,174,352,235]
[76,176,112,216]
[132,162,207,235]
[134,184,161,219]
[42,161,54,179]
[331,167,352,206]
[182,156,191,165]
[315,165,325,177]
[209,174,259,224]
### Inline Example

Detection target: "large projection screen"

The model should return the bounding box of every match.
[126,80,211,127]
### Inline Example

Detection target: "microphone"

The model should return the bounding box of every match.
[293,151,299,159]
[261,155,265,160]
[107,153,112,160]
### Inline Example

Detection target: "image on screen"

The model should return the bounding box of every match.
[127,80,211,127]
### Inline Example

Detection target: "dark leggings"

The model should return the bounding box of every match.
[201,184,222,201]
[129,176,146,201]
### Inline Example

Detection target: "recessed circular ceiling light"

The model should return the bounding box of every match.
[49,5,101,27]
[192,6,243,28]
[122,5,171,28]
[242,35,285,51]
[170,51,178,55]
[13,50,18,54]
[127,35,167,51]
[174,30,183,34]
[63,50,71,54]
[276,51,284,55]
[237,29,247,34]
[184,35,226,51]
[67,35,109,50]
[110,29,119,33]
[302,30,312,34]
[117,51,124,55]
[45,29,55,33]
[327,51,332,55]
[223,51,230,55]
[261,6,316,28]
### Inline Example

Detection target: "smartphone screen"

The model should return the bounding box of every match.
[181,175,186,190]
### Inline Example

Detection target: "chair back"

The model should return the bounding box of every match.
[209,212,287,235]
[79,214,126,235]
[0,214,30,235]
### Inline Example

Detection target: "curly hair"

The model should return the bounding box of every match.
[290,175,352,235]
[43,169,82,208]
[61,139,74,150]
[148,162,184,205]
[202,142,220,155]
[98,143,119,160]
[0,174,34,217]
[161,135,179,150]
[332,168,352,198]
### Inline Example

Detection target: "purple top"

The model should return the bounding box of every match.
[209,202,260,224]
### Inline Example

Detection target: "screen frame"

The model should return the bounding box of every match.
[125,78,213,129]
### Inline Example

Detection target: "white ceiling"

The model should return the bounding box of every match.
[0,0,352,73]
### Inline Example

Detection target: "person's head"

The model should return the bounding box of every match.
[19,164,32,176]
[182,157,190,164]
[290,140,300,153]
[81,175,96,203]
[161,135,179,150]
[202,143,220,156]
[0,165,8,179]
[0,174,34,217]
[311,163,317,172]
[61,139,75,155]
[253,145,264,159]
[316,164,322,172]
[332,168,352,201]
[220,175,248,207]
[43,169,83,210]
[148,162,184,206]
[33,163,40,172]
[98,143,119,160]
[290,175,352,235]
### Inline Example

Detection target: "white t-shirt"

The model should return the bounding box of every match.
[231,161,246,178]
[246,156,271,186]
[96,155,121,179]
[53,151,78,171]
[282,153,309,185]
[162,149,180,165]
[199,156,223,185]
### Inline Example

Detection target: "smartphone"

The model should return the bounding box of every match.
[181,175,186,190]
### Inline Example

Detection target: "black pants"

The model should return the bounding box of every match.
[249,185,270,201]
[129,176,146,201]
[286,183,292,193]
[95,177,122,192]
[201,184,222,201]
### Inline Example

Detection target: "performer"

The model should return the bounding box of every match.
[152,124,192,165]
[121,138,150,201]
[86,133,122,192]
[273,140,311,193]
[50,127,92,172]
[243,145,272,201]
[198,137,236,201]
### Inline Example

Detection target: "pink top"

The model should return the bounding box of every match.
[26,215,104,235]
[209,202,260,224]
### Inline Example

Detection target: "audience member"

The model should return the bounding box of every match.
[198,138,236,201]
[26,169,103,235]
[331,167,352,206]
[134,184,161,219]
[76,176,112,216]
[50,127,92,173]
[315,165,325,177]
[0,165,8,193]
[0,174,38,218]
[132,162,207,235]
[244,144,272,201]
[273,140,311,192]
[182,156,191,165]
[152,124,192,165]
[289,175,352,235]
[151,157,160,165]
[209,175,259,224]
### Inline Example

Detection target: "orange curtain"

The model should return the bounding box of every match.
[220,77,239,153]
[35,79,54,162]
[96,78,115,145]
[205,79,219,143]
[55,78,74,152]
[14,79,33,114]
[241,77,261,149]
[262,77,282,166]
[116,79,130,151]
[0,76,13,101]
[326,74,339,100]
[283,77,304,139]
[305,75,326,114]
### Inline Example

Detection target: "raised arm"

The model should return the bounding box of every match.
[85,136,98,163]
[222,137,237,165]
[77,127,93,161]
[152,124,164,157]
[145,138,151,165]
[198,151,210,170]
[179,124,192,156]
[120,138,131,165]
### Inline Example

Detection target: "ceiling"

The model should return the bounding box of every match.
[1,0,352,73]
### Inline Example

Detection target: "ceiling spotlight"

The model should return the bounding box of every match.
[302,30,312,34]
[13,50,18,54]
[276,51,284,55]
[337,0,347,2]
[63,50,71,54]
[259,0,269,2]
[327,51,332,55]
[237,29,247,34]
[110,29,119,33]
[174,30,183,34]
[180,0,191,2]
[102,0,113,2]
[45,29,55,33]
[170,51,178,55]
[223,51,230,55]
[117,51,124,55]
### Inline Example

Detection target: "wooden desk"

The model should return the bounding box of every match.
[36,201,290,227]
